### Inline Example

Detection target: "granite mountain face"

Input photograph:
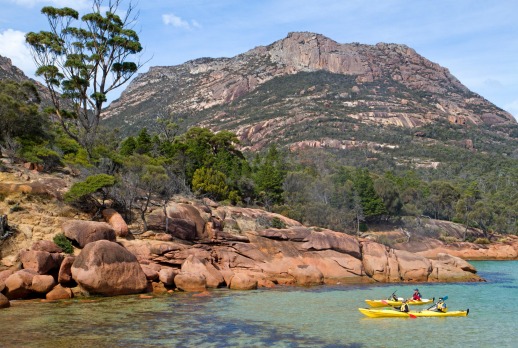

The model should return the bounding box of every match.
[0,55,29,82]
[0,54,53,106]
[102,32,516,152]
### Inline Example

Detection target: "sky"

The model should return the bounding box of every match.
[0,0,517,120]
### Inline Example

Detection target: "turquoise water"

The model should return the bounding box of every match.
[0,261,516,347]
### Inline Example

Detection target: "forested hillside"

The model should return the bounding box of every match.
[0,8,516,241]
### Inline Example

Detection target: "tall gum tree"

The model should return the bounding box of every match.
[26,0,144,157]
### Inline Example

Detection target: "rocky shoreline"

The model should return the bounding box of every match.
[1,168,516,310]
[0,200,484,310]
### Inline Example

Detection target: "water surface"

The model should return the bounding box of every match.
[1,261,516,347]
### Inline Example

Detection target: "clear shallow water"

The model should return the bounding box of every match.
[0,261,516,348]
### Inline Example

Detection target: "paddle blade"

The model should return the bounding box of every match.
[408,313,417,319]
[442,296,448,301]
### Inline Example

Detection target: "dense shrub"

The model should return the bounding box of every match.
[473,237,490,245]
[64,174,116,204]
[53,233,74,254]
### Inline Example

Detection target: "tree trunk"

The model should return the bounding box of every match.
[0,214,8,237]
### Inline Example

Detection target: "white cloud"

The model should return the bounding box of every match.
[162,13,200,30]
[191,20,201,29]
[0,29,36,77]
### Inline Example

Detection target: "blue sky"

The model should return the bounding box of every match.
[0,0,517,119]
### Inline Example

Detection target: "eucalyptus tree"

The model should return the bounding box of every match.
[26,0,144,157]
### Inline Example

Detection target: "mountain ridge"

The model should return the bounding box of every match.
[102,31,515,149]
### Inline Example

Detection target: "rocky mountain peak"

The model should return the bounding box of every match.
[103,32,515,149]
[0,55,29,81]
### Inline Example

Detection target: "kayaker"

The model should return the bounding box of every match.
[412,288,422,301]
[399,299,409,312]
[388,292,398,301]
[429,298,447,312]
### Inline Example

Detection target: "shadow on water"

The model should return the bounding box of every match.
[1,292,364,348]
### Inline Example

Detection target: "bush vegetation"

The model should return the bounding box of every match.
[53,233,74,254]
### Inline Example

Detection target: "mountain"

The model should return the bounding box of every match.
[0,54,52,106]
[0,55,29,81]
[102,32,516,153]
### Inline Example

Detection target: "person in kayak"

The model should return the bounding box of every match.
[388,292,398,301]
[399,299,409,312]
[411,288,422,301]
[428,298,447,312]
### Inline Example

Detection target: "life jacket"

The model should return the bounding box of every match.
[400,303,409,312]
[437,302,446,312]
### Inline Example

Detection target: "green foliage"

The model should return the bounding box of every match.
[26,0,144,156]
[119,136,137,156]
[64,174,115,203]
[352,168,387,220]
[0,80,47,145]
[63,147,91,167]
[53,233,74,254]
[253,145,286,208]
[20,142,62,172]
[135,128,152,155]
[192,167,229,201]
[473,237,490,245]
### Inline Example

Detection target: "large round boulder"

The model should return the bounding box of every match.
[229,273,258,290]
[71,240,148,296]
[158,268,177,286]
[0,270,14,292]
[4,269,37,299]
[174,272,207,292]
[19,249,63,275]
[31,240,63,253]
[31,275,56,293]
[63,220,116,248]
[46,284,73,300]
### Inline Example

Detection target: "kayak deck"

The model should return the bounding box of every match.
[365,298,434,307]
[358,307,469,318]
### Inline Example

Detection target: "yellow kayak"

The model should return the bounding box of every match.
[365,298,434,307]
[358,308,469,318]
